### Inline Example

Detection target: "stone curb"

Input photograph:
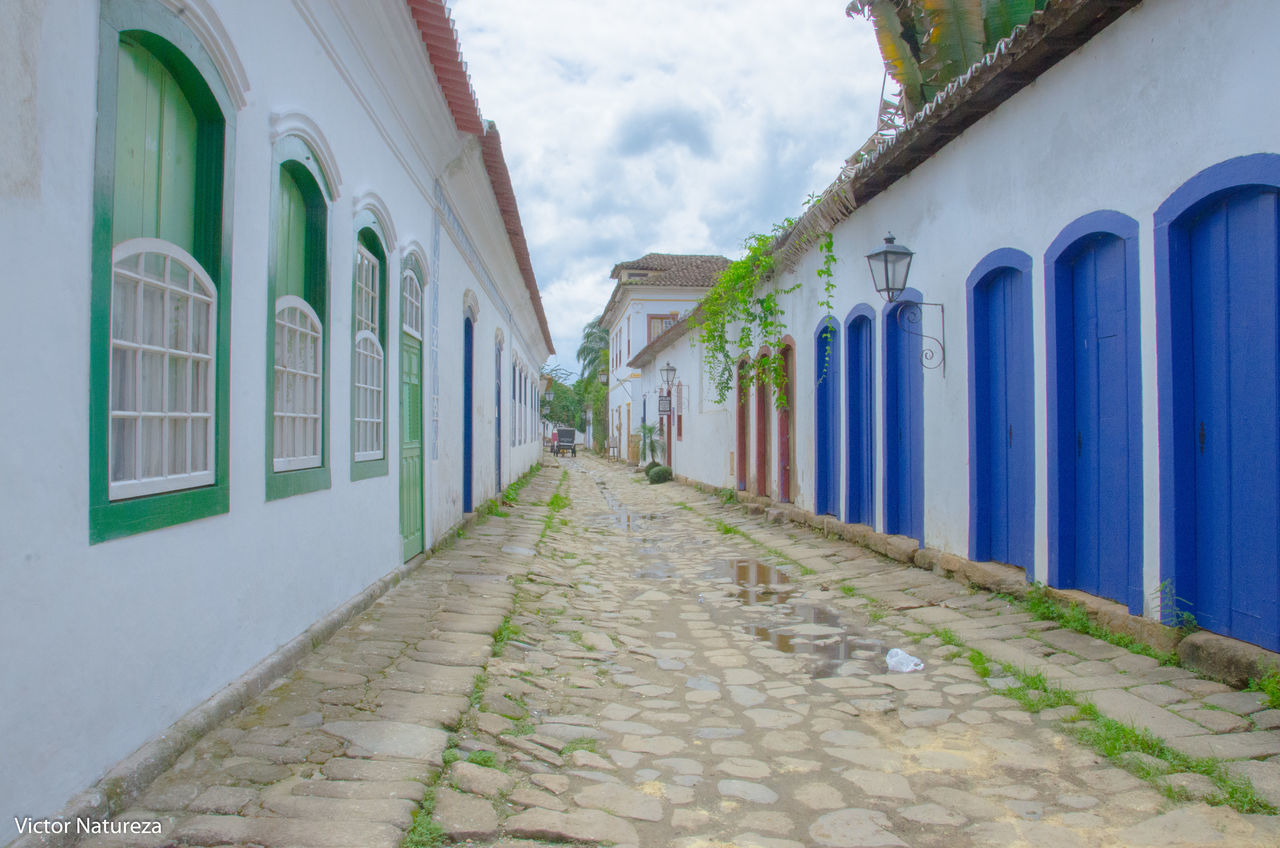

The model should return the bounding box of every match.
[671,472,1280,691]
[8,510,487,848]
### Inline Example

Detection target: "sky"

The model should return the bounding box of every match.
[448,1,888,373]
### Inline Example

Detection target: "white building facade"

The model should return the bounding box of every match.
[635,0,1280,657]
[601,253,726,461]
[0,0,551,836]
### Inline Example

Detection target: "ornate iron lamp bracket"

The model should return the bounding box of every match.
[893,300,945,375]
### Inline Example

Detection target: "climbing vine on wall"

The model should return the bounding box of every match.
[694,192,840,406]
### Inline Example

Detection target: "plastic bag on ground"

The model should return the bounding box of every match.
[885,647,924,673]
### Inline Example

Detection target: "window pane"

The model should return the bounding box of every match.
[140,351,164,411]
[168,258,190,290]
[168,356,189,412]
[191,300,209,354]
[112,277,137,341]
[168,418,188,474]
[111,347,136,412]
[191,359,208,413]
[141,417,164,478]
[110,418,136,482]
[169,293,188,350]
[191,418,208,472]
[142,285,165,346]
[144,251,166,281]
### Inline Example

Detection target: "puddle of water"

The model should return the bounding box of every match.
[705,559,796,606]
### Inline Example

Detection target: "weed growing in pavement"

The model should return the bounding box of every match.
[491,615,522,657]
[502,463,541,503]
[717,488,738,505]
[1000,583,1180,666]
[400,787,445,848]
[840,584,858,597]
[1247,668,1280,710]
[968,649,993,679]
[441,748,461,767]
[468,674,488,710]
[715,519,743,536]
[674,501,694,511]
[466,750,499,769]
[560,737,597,755]
[1071,704,1275,814]
[998,665,1076,714]
[508,720,534,736]
[933,628,962,647]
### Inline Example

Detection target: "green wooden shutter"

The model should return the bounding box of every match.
[276,168,307,300]
[112,39,197,252]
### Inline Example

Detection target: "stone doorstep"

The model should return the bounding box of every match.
[681,471,1280,704]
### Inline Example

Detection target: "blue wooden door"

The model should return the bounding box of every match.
[884,302,923,543]
[462,316,473,512]
[814,322,839,516]
[1069,236,1131,602]
[974,268,1034,567]
[846,314,874,525]
[1188,188,1280,648]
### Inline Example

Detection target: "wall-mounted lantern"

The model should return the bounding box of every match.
[865,233,914,303]
[866,233,945,374]
[660,361,677,390]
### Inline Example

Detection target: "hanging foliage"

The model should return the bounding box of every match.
[850,0,1043,115]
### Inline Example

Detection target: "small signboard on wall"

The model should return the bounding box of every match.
[658,396,672,415]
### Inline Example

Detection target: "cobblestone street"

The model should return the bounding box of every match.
[76,456,1280,848]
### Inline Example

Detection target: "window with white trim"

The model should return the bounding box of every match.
[402,266,423,338]
[353,330,384,460]
[109,239,216,499]
[273,295,322,471]
[355,245,379,335]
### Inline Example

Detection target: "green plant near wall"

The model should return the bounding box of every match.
[694,219,800,405]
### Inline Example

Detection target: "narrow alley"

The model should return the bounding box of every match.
[71,457,1280,848]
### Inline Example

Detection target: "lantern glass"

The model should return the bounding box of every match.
[865,234,914,302]
[660,361,676,389]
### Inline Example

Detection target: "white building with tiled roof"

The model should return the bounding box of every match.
[599,254,727,461]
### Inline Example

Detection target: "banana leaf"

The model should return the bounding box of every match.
[865,0,929,114]
[919,0,987,90]
[981,0,1037,48]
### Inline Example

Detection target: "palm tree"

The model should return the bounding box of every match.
[576,315,609,380]
[636,421,665,465]
[849,0,1043,116]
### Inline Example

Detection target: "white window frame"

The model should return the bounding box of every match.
[273,295,323,472]
[108,238,217,500]
[353,329,384,461]
[401,267,423,339]
[354,245,379,335]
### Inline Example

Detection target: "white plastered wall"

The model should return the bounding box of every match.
[0,0,548,836]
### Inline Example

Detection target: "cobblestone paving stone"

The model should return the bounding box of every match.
[74,456,1280,847]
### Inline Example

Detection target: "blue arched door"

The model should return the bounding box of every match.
[1047,213,1141,610]
[462,316,474,512]
[884,294,924,544]
[845,309,874,526]
[814,321,840,516]
[969,253,1034,568]
[1159,160,1280,650]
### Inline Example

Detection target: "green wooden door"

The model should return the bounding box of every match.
[400,334,424,559]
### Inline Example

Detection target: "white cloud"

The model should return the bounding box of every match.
[449,0,886,368]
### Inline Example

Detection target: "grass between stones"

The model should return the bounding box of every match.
[540,470,571,538]
[705,515,814,574]
[401,785,444,848]
[491,614,522,658]
[999,583,1181,666]
[957,641,1275,814]
[1246,669,1280,709]
[560,737,597,755]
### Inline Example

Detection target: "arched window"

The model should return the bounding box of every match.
[268,144,331,492]
[353,330,385,461]
[109,240,217,498]
[352,214,390,478]
[273,296,322,471]
[402,265,424,339]
[90,0,235,542]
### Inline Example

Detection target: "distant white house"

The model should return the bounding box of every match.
[631,0,1280,657]
[600,253,727,461]
[0,0,550,838]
